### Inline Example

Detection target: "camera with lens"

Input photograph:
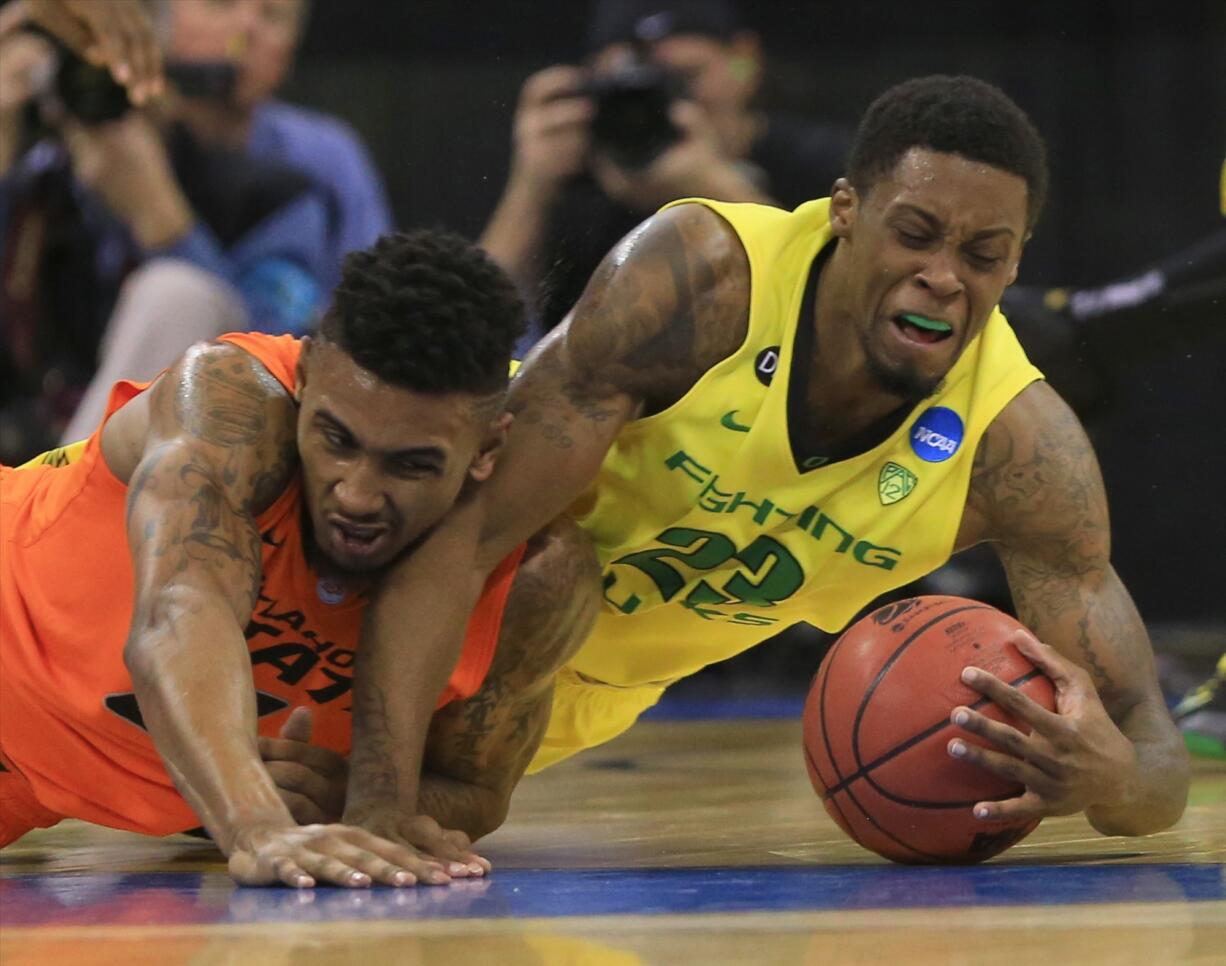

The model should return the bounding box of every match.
[49,40,237,125]
[584,60,686,169]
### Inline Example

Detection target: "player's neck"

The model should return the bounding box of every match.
[804,248,910,445]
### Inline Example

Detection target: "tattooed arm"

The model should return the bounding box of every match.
[477,200,751,566]
[115,343,437,888]
[954,381,1189,836]
[341,203,750,835]
[416,519,602,840]
[116,343,297,855]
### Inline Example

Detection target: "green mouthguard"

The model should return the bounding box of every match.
[901,313,952,333]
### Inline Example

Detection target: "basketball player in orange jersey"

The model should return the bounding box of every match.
[335,76,1189,846]
[0,230,600,887]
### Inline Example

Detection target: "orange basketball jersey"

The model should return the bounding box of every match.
[0,332,521,839]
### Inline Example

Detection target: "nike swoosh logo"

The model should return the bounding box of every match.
[720,410,752,433]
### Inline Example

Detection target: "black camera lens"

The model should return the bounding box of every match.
[54,49,132,125]
[587,62,682,169]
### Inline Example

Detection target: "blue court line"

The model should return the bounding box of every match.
[644,693,806,720]
[2,864,1221,927]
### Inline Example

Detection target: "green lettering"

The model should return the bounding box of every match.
[853,540,902,571]
[602,572,642,614]
[810,512,855,553]
[726,492,775,525]
[664,450,711,484]
[722,536,804,607]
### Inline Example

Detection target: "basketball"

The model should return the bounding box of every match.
[803,595,1057,864]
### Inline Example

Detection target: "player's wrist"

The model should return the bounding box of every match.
[217,811,299,857]
[341,798,412,827]
[211,773,299,854]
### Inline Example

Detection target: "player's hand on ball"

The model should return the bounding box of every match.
[226,821,454,889]
[948,630,1135,822]
[259,707,348,825]
[344,805,492,879]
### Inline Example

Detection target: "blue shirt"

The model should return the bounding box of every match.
[0,100,393,337]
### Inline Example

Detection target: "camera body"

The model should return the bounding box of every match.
[50,41,238,124]
[584,61,685,169]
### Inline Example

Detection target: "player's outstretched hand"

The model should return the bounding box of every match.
[947,630,1135,823]
[346,805,492,879]
[227,821,454,889]
[259,707,348,825]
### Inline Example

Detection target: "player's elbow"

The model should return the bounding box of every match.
[1087,740,1191,837]
[122,585,202,681]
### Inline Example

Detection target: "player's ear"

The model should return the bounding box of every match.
[468,411,513,483]
[293,336,312,403]
[829,178,858,238]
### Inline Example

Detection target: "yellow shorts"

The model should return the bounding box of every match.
[526,667,672,774]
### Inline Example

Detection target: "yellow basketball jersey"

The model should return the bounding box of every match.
[566,198,1044,688]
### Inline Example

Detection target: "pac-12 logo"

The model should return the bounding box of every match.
[910,407,964,462]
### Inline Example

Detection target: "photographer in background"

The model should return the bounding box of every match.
[480,0,850,340]
[0,0,392,459]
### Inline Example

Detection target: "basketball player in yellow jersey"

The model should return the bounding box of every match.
[342,76,1188,845]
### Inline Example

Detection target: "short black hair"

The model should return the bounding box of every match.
[319,230,524,398]
[847,75,1049,230]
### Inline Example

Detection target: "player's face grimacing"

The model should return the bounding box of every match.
[831,148,1029,400]
[294,340,506,577]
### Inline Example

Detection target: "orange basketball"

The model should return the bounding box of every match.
[803,595,1057,864]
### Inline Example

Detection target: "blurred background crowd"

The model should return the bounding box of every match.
[0,0,1222,742]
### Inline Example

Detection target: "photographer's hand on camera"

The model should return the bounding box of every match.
[590,97,771,213]
[509,66,594,200]
[62,111,194,250]
[481,65,595,291]
[21,0,163,103]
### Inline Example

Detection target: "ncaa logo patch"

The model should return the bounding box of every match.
[754,346,780,386]
[910,407,964,463]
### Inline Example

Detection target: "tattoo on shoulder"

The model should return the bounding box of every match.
[583,210,748,396]
[163,346,297,512]
[174,359,271,447]
[970,387,1108,572]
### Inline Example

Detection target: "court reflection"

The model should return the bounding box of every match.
[2,864,1223,928]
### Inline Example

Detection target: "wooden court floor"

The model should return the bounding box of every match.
[2,718,1223,964]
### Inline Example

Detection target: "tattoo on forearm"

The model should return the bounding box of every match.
[1075,611,1113,692]
[420,523,601,833]
[349,682,399,804]
[971,388,1132,697]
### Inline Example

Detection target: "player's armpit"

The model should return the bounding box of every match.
[478,202,750,564]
